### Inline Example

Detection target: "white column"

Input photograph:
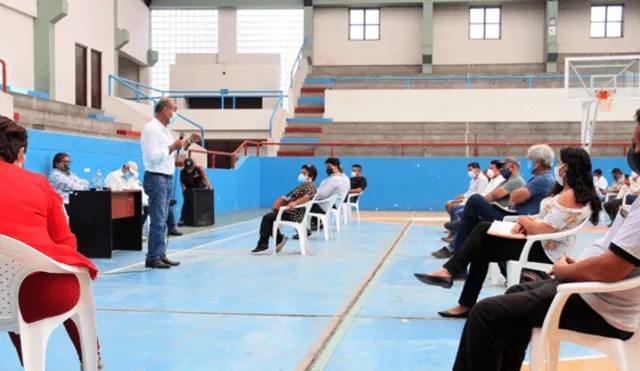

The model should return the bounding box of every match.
[218,8,237,64]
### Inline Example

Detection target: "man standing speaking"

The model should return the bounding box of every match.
[141,98,202,269]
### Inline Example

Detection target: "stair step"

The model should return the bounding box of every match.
[295,107,324,114]
[287,117,333,124]
[298,97,324,104]
[277,151,315,157]
[281,137,319,143]
[285,127,322,134]
[305,78,334,85]
[88,113,115,122]
[300,87,326,94]
[1,85,51,100]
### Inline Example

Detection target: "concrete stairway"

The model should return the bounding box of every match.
[282,121,633,158]
[12,93,136,141]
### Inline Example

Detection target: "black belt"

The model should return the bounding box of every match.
[147,171,173,179]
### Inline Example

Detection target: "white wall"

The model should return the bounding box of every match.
[313,7,422,66]
[54,0,115,105]
[0,91,14,117]
[0,2,35,90]
[118,0,149,65]
[559,0,640,54]
[170,109,273,132]
[324,89,639,123]
[433,3,544,65]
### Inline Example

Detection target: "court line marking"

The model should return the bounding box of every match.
[101,229,258,275]
[96,307,333,318]
[296,218,413,371]
[150,217,260,242]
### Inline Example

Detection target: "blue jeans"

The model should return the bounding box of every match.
[450,204,465,222]
[450,194,513,251]
[626,195,637,205]
[143,173,173,261]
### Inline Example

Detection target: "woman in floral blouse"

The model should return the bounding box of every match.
[414,147,602,318]
[252,164,318,254]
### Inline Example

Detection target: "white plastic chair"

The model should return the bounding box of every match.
[329,195,347,232]
[344,192,363,225]
[501,214,590,287]
[0,235,98,371]
[529,276,640,371]
[272,198,315,255]
[309,195,339,241]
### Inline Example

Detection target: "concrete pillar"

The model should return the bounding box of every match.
[545,0,559,73]
[303,4,313,74]
[33,0,68,96]
[422,0,433,74]
[218,8,237,64]
[114,0,130,77]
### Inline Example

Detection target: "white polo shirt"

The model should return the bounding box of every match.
[141,118,177,176]
[579,198,640,332]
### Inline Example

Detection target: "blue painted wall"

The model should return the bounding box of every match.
[24,130,634,216]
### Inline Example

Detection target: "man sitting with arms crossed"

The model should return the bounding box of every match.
[444,162,490,242]
[294,157,347,239]
[432,145,555,259]
[451,120,640,371]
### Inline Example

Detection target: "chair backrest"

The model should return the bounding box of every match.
[0,235,71,327]
[311,195,339,214]
[347,192,363,205]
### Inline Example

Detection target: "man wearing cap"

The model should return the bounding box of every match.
[105,161,141,191]
[431,145,555,260]
[178,158,212,226]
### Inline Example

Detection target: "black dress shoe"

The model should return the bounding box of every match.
[431,246,453,259]
[168,230,183,236]
[437,310,469,318]
[292,230,312,240]
[414,273,454,289]
[145,259,171,269]
[161,257,180,266]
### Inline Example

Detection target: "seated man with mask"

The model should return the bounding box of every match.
[178,158,212,226]
[293,157,347,239]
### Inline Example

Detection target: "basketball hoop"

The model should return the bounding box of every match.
[595,89,615,112]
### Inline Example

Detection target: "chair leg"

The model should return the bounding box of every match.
[297,225,308,255]
[489,263,501,285]
[529,329,545,371]
[507,261,522,288]
[75,277,99,371]
[355,205,361,224]
[546,337,561,371]
[272,224,280,255]
[323,216,330,240]
[19,321,51,371]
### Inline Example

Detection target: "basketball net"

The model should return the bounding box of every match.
[595,89,615,113]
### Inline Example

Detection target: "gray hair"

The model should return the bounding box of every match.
[527,144,554,169]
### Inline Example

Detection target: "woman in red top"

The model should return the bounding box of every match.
[0,116,103,369]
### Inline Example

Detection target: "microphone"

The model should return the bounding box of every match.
[179,133,184,140]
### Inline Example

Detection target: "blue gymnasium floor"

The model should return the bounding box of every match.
[0,211,607,371]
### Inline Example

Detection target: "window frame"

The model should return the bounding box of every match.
[590,4,624,39]
[468,6,502,40]
[348,8,381,41]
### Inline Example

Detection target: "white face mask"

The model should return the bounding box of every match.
[468,170,476,179]
[487,169,495,179]
[554,164,566,186]
[298,173,307,183]
[351,171,357,177]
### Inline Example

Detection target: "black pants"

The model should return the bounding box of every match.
[444,222,551,308]
[450,194,515,251]
[604,198,623,223]
[259,210,294,244]
[452,279,633,371]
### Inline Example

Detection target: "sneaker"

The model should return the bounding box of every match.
[275,236,288,253]
[431,246,453,259]
[251,243,269,254]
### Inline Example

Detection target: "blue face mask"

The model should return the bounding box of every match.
[298,173,307,183]
[169,112,178,125]
[500,168,512,179]
[527,159,537,173]
[124,172,132,180]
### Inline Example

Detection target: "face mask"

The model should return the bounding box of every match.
[351,171,357,178]
[628,144,640,174]
[169,111,178,126]
[554,164,566,186]
[487,169,495,179]
[62,164,70,172]
[186,166,195,173]
[326,168,333,176]
[468,170,476,179]
[298,173,307,183]
[124,172,132,180]
[500,168,512,179]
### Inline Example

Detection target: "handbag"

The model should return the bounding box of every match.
[272,197,287,211]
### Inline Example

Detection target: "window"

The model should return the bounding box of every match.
[590,5,623,38]
[150,9,219,94]
[349,8,380,41]
[469,7,501,40]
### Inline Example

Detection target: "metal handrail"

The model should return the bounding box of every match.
[289,38,308,88]
[189,140,631,169]
[306,73,640,89]
[108,75,205,147]
[0,59,6,93]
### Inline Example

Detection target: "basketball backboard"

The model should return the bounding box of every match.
[565,55,640,101]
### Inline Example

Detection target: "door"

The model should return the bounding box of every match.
[90,49,102,109]
[75,44,87,106]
